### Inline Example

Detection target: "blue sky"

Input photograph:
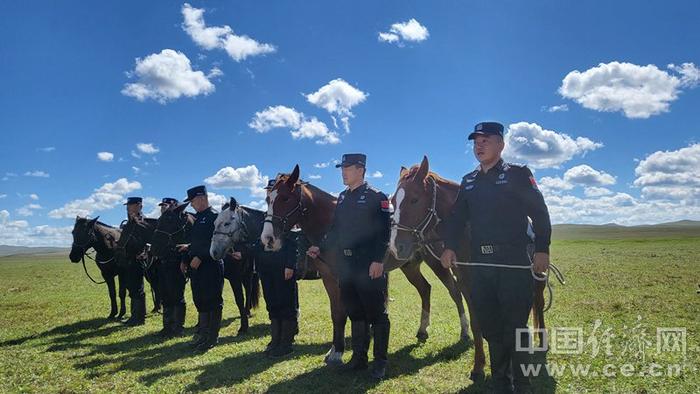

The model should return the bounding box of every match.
[1,0,699,246]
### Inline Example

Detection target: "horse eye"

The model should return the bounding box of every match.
[410,198,419,204]
[224,222,230,227]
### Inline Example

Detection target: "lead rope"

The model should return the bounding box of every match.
[80,254,106,285]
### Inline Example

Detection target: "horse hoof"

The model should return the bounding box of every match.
[469,370,485,382]
[416,331,429,342]
[324,350,344,366]
[107,314,117,320]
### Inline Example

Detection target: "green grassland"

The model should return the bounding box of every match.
[1,234,699,393]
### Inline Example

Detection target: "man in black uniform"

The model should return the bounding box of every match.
[441,122,551,394]
[122,196,147,326]
[307,153,392,379]
[179,185,224,351]
[156,197,187,338]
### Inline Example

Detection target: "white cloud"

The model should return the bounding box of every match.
[305,78,367,133]
[97,151,114,162]
[249,105,302,133]
[543,104,569,112]
[559,61,699,119]
[633,143,700,203]
[136,143,159,154]
[503,122,603,169]
[37,147,55,152]
[313,161,335,169]
[0,210,73,246]
[584,187,613,197]
[29,194,39,200]
[181,3,276,62]
[49,178,142,219]
[0,194,7,199]
[370,170,384,178]
[17,204,42,217]
[538,176,574,196]
[308,174,322,180]
[207,192,229,211]
[24,170,49,178]
[122,49,216,103]
[204,165,269,198]
[249,105,340,145]
[132,166,141,175]
[378,18,429,45]
[291,119,340,145]
[245,199,267,210]
[563,164,616,186]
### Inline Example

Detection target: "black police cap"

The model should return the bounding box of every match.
[123,197,142,205]
[335,153,367,168]
[158,197,178,206]
[468,122,505,140]
[184,185,207,202]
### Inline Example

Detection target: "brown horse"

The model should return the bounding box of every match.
[389,155,548,378]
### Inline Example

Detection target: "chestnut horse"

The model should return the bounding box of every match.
[259,165,477,366]
[389,156,548,378]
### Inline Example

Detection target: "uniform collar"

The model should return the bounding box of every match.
[347,181,368,194]
[476,158,504,175]
[196,206,213,216]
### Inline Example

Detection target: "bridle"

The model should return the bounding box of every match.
[264,184,309,234]
[213,207,250,245]
[391,176,444,261]
[153,213,190,251]
[71,222,118,284]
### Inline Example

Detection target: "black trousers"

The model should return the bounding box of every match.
[125,261,145,301]
[259,260,298,320]
[190,259,224,312]
[146,259,161,307]
[159,258,186,308]
[338,256,389,325]
[468,264,533,380]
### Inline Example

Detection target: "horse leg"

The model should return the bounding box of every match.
[229,277,248,335]
[425,257,469,341]
[104,273,118,319]
[532,280,546,346]
[117,273,127,319]
[399,262,432,342]
[317,261,346,365]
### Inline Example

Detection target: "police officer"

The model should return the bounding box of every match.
[122,196,147,326]
[179,185,224,351]
[307,153,392,379]
[157,197,187,338]
[441,122,551,394]
[253,179,300,358]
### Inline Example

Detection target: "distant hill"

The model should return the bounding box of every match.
[0,245,70,258]
[552,220,700,240]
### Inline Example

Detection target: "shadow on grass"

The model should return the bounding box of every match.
[0,317,113,347]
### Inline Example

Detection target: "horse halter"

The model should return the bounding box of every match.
[213,207,249,243]
[154,213,189,249]
[391,176,444,260]
[264,184,308,234]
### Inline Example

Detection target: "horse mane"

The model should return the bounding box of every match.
[399,165,455,185]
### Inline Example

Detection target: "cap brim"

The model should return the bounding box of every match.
[468,131,487,140]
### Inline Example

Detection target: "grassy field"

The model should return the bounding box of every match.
[1,237,699,393]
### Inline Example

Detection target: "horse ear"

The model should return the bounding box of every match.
[413,155,430,182]
[287,164,300,187]
[229,197,238,210]
[399,166,409,178]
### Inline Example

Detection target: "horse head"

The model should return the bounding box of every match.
[261,165,304,251]
[389,155,439,261]
[151,202,190,258]
[211,197,248,260]
[69,216,99,263]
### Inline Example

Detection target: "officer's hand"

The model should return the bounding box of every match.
[176,244,190,252]
[307,246,320,259]
[440,249,457,269]
[230,251,242,260]
[179,262,187,274]
[369,262,384,279]
[284,268,294,280]
[533,252,550,274]
[190,257,202,270]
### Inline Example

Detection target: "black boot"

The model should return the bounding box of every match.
[343,320,369,371]
[265,319,282,355]
[488,341,514,394]
[270,319,295,358]
[190,312,209,347]
[370,321,390,380]
[124,297,146,326]
[171,303,186,337]
[197,309,222,351]
[158,306,172,337]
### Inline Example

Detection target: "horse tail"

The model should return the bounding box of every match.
[249,271,260,310]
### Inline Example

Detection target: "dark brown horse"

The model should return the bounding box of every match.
[389,156,548,379]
